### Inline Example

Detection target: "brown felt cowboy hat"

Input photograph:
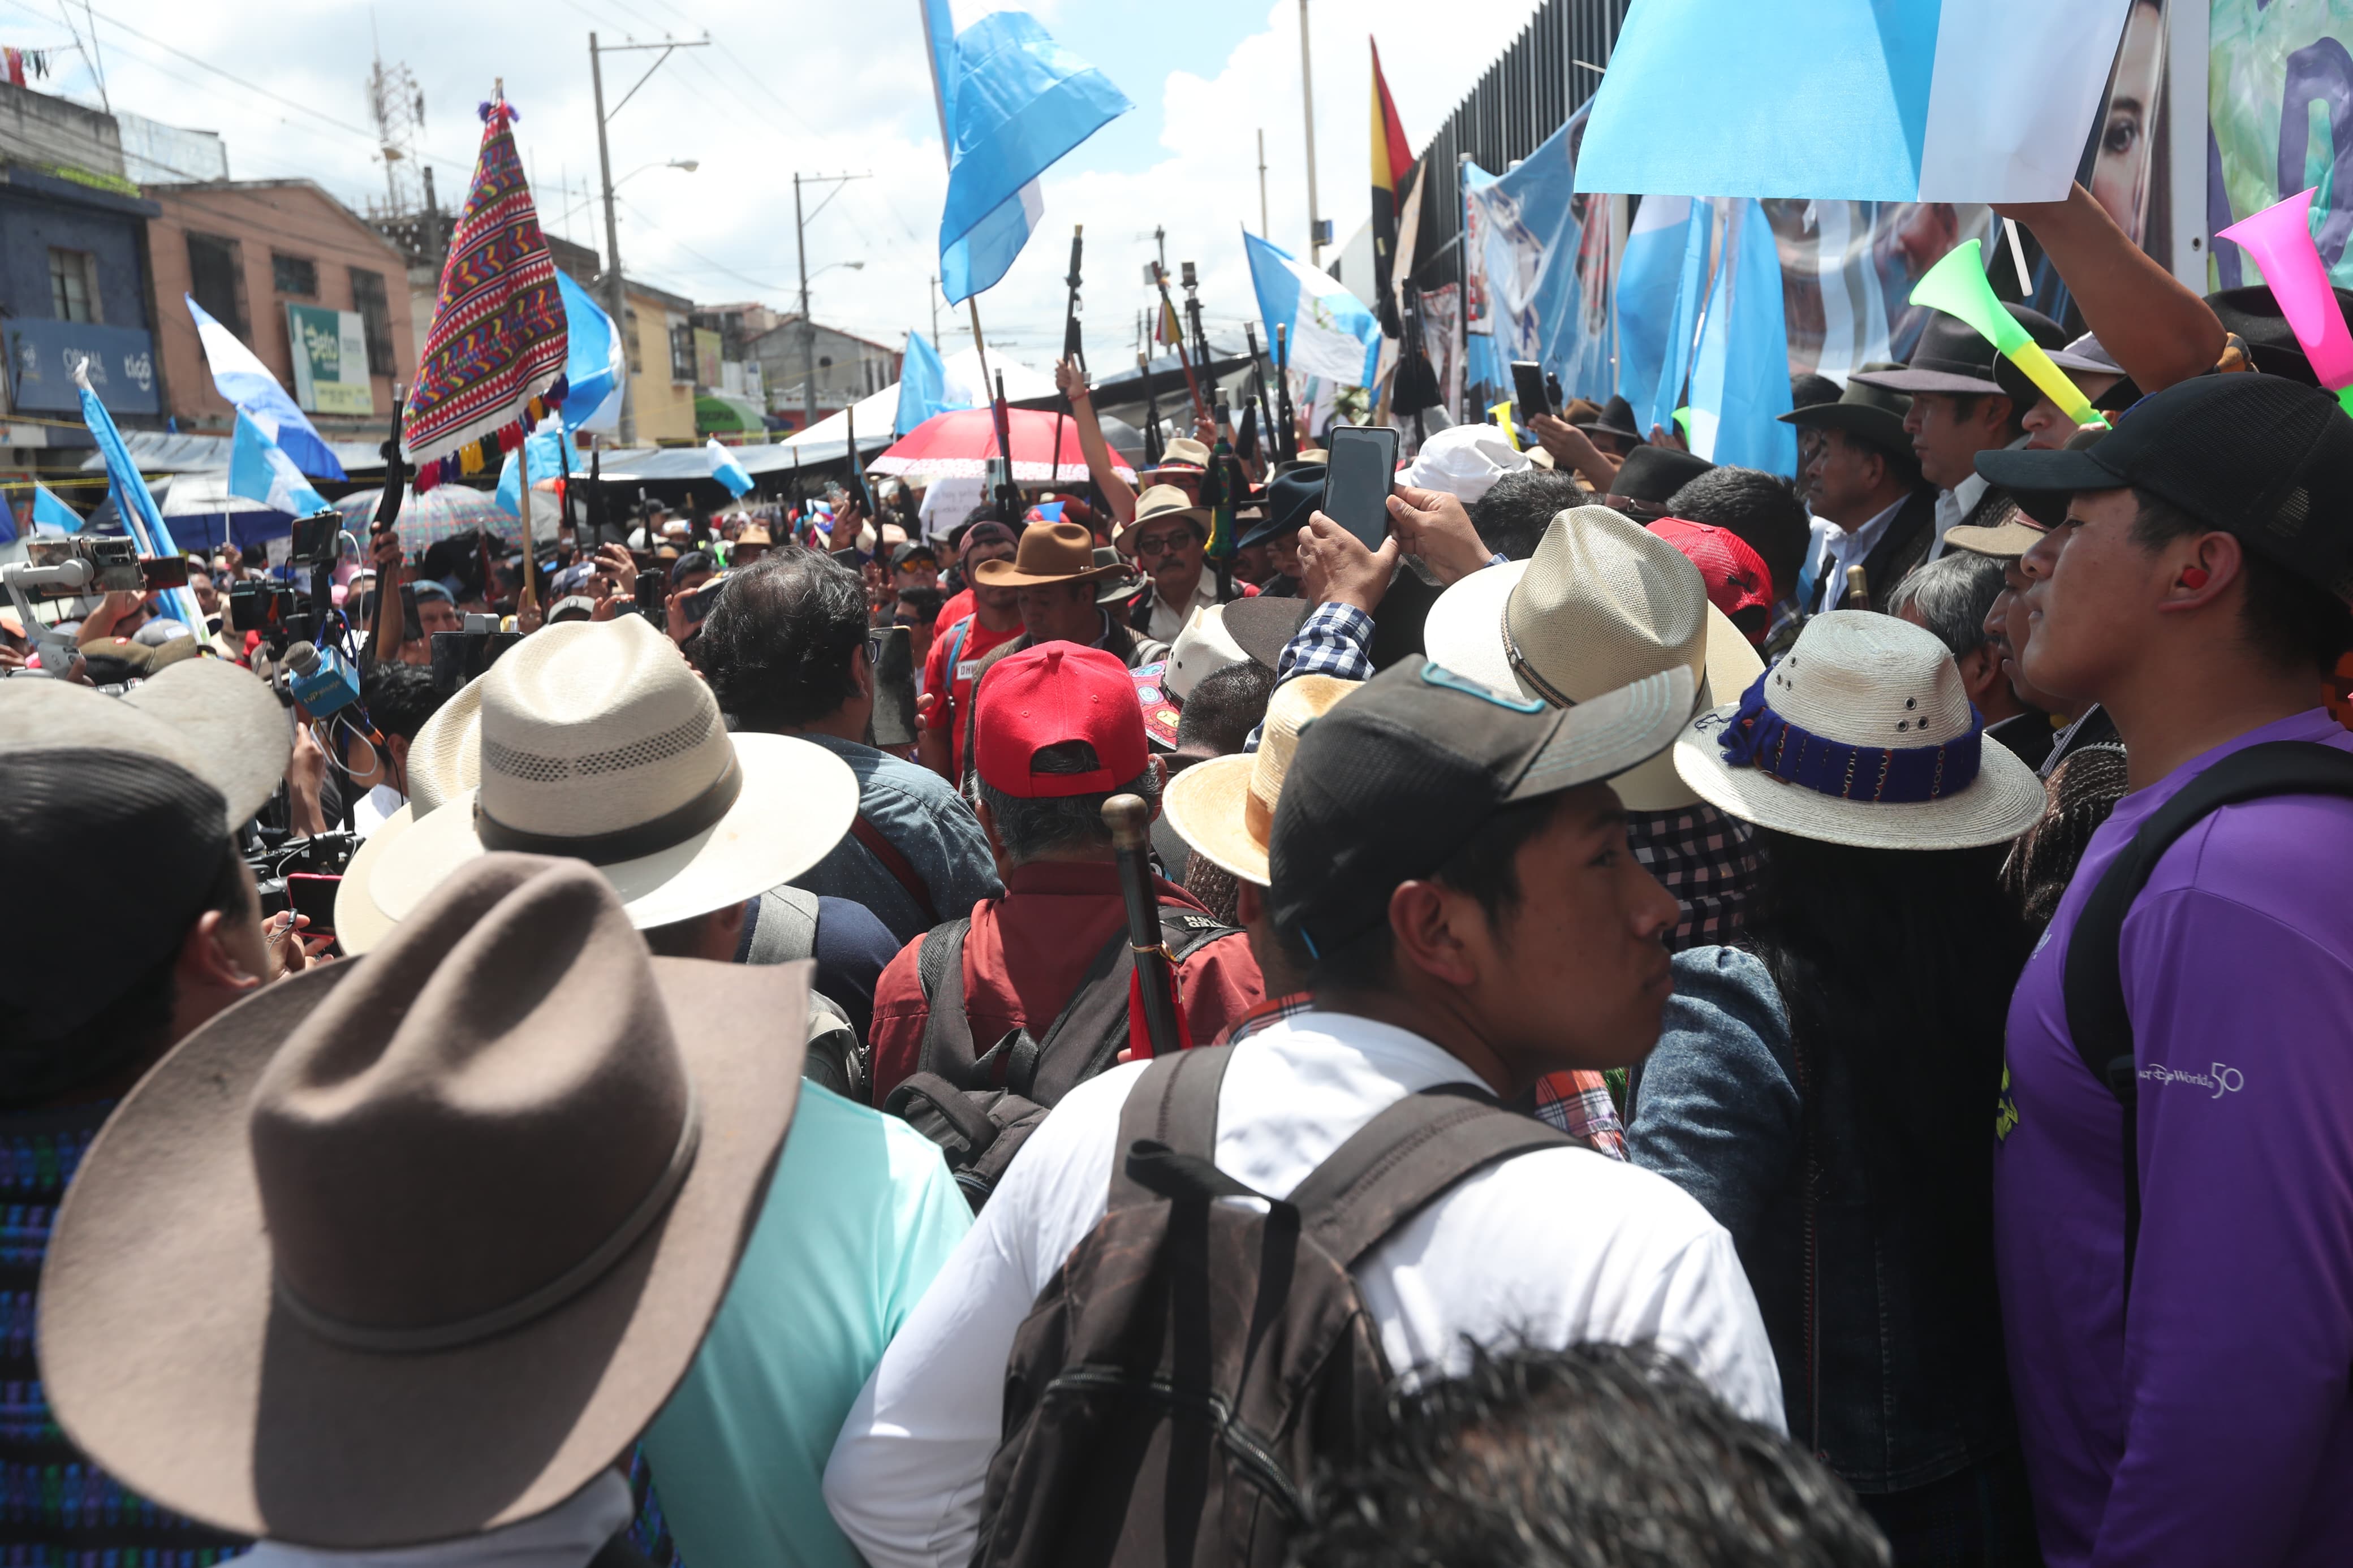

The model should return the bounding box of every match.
[38,853,808,1549]
[973,520,1128,588]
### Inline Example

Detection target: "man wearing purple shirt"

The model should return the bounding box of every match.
[1976,375,2353,1567]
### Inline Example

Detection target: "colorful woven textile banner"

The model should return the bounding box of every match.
[402,100,568,493]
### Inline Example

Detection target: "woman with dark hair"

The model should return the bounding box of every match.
[1628,611,2050,1566]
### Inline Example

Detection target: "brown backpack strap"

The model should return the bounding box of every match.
[1108,1046,1232,1210]
[1288,1085,1581,1267]
[849,812,941,926]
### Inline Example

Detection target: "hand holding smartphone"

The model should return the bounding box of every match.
[1319,425,1403,550]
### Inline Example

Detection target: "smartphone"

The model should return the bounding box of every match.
[1320,425,1403,550]
[286,872,341,932]
[866,625,917,748]
[1511,360,1555,421]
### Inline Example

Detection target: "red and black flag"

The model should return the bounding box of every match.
[1369,38,1414,339]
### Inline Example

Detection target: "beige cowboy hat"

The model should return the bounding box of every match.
[1673,611,2046,850]
[972,520,1127,588]
[1113,484,1212,549]
[1143,435,1212,474]
[1421,504,1763,811]
[39,853,808,1549]
[333,675,486,953]
[1165,603,1251,701]
[1163,674,1359,884]
[337,615,857,952]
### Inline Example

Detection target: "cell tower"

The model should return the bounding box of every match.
[365,39,426,218]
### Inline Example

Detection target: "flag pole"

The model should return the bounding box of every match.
[516,437,541,614]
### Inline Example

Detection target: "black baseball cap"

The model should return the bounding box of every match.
[891,539,939,570]
[1976,373,2353,603]
[1608,446,1713,506]
[1268,656,1693,954]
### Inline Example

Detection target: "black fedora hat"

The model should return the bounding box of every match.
[1574,394,1644,442]
[1609,445,1714,506]
[2208,283,2353,386]
[1992,331,2137,416]
[1852,303,2066,398]
[1239,464,1325,550]
[1778,361,1914,462]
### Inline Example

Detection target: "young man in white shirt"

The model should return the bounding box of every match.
[825,655,1782,1568]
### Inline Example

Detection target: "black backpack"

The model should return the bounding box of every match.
[2061,739,2353,1293]
[882,905,1242,1210]
[969,1045,1583,1568]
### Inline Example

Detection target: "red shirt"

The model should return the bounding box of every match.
[933,587,975,636]
[868,860,1265,1105]
[924,612,1023,778]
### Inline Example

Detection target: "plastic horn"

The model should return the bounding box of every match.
[2217,187,2353,415]
[1910,239,2108,430]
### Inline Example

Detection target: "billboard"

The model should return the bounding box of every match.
[287,304,372,416]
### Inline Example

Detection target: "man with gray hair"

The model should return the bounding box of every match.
[1888,550,2035,733]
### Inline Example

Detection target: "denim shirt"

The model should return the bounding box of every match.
[785,731,1003,945]
[1628,946,2016,1494]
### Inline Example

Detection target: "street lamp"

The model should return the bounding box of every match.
[617,158,699,187]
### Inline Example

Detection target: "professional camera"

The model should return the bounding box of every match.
[16,537,191,600]
[429,612,522,697]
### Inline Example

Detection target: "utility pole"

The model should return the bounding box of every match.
[793,170,870,429]
[1257,128,1270,237]
[1299,0,1322,265]
[928,276,942,352]
[590,31,708,446]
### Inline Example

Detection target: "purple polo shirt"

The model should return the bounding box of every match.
[1995,708,2353,1567]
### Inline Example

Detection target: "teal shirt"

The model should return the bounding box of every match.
[645,1084,972,1568]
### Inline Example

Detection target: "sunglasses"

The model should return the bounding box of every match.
[1132,530,1199,557]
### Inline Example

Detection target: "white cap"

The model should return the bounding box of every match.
[1400,422,1529,504]
[1166,604,1250,702]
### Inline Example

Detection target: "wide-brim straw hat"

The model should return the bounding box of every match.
[38,854,808,1549]
[1112,484,1213,547]
[1672,610,2046,849]
[1422,505,1762,811]
[339,617,856,952]
[1163,673,1359,884]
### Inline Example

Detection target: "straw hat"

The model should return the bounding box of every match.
[1113,484,1212,547]
[39,854,807,1548]
[338,616,856,951]
[973,520,1127,588]
[334,675,484,954]
[1144,435,1211,474]
[1163,675,1360,884]
[1673,611,2046,849]
[1421,505,1762,810]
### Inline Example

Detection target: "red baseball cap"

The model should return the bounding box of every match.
[1648,517,1773,640]
[974,643,1150,798]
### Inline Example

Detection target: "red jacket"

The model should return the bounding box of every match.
[869,860,1265,1105]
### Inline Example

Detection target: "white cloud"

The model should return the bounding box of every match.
[40,0,1542,380]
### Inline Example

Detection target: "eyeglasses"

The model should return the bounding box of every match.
[1132,530,1198,557]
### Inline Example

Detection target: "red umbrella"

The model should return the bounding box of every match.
[870,408,1140,485]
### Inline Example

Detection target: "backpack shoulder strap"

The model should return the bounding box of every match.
[2059,738,2353,1292]
[2062,740,2353,1100]
[848,813,941,926]
[1159,903,1245,961]
[943,614,975,677]
[1288,1086,1581,1268]
[740,886,819,966]
[1108,1046,1234,1210]
[915,917,975,1076]
[1022,923,1147,1102]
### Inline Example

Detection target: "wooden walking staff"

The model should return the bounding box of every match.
[1104,794,1182,1059]
[515,438,541,614]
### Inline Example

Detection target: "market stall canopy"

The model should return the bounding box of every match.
[873,406,1139,483]
[584,434,887,484]
[79,429,387,477]
[695,392,772,435]
[786,346,1059,447]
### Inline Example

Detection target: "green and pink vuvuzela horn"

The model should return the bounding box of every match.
[2217,187,2353,416]
[1909,239,2108,431]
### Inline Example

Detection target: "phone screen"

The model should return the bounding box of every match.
[1320,425,1402,550]
[286,873,341,931]
[1511,361,1554,421]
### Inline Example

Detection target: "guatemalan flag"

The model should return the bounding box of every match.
[1244,231,1384,390]
[230,410,331,518]
[921,0,1131,304]
[186,295,346,481]
[1574,0,2130,202]
[706,437,754,499]
[554,270,625,435]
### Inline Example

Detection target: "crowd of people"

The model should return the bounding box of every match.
[2,171,2350,1568]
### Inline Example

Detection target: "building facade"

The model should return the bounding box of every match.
[0,81,163,483]
[145,179,416,444]
[749,318,901,432]
[618,277,699,445]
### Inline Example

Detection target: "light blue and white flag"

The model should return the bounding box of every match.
[76,361,202,630]
[496,423,575,521]
[1684,200,1796,473]
[895,329,962,436]
[1244,230,1383,388]
[1575,0,2128,203]
[555,270,624,434]
[186,295,346,481]
[706,436,754,499]
[31,483,83,535]
[921,2,1131,304]
[230,411,331,519]
[1615,195,1704,431]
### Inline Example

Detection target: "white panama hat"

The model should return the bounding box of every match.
[1422,504,1762,811]
[338,616,857,952]
[1672,610,2046,850]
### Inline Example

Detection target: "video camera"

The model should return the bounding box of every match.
[231,507,352,656]
[15,537,190,600]
[430,612,522,697]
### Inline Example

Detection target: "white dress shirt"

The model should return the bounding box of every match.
[1929,433,2029,561]
[1146,573,1220,645]
[822,1011,1785,1568]
[1811,494,1907,614]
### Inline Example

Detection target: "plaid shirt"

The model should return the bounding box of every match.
[1629,801,1760,951]
[1246,601,1377,752]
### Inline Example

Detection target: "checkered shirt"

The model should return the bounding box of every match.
[1630,801,1760,952]
[1531,1071,1628,1159]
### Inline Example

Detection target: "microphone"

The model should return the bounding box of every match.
[285,640,321,677]
[285,638,359,718]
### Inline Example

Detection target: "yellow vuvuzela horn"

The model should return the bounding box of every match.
[1910,239,2107,431]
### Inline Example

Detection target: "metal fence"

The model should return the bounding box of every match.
[1408,0,1632,295]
